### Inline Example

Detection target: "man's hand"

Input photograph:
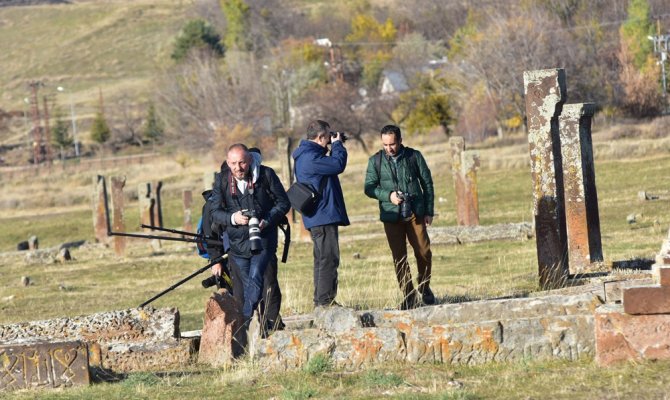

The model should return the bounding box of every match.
[390,191,403,206]
[232,211,249,225]
[211,262,223,276]
[331,131,341,143]
[424,216,433,226]
[259,219,268,230]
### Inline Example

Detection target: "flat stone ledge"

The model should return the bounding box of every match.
[363,292,602,328]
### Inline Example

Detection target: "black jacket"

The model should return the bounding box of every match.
[208,166,290,258]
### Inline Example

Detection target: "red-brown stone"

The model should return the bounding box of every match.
[623,285,670,315]
[198,289,245,366]
[596,305,670,366]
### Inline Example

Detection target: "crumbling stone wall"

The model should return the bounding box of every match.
[0,307,191,374]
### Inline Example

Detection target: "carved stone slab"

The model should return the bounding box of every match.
[524,68,569,289]
[559,103,603,274]
[0,341,89,391]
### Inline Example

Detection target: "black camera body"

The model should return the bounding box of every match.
[242,209,263,254]
[397,191,414,221]
[329,131,348,143]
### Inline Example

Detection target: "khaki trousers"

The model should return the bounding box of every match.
[383,214,432,299]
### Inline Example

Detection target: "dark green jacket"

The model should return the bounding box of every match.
[364,146,434,222]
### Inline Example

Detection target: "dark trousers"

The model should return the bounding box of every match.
[383,214,432,299]
[309,224,339,306]
[230,253,283,328]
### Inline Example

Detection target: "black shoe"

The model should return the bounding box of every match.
[422,287,436,305]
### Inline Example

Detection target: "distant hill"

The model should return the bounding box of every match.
[0,0,69,7]
[0,0,189,151]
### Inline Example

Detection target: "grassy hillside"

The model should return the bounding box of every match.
[0,0,188,143]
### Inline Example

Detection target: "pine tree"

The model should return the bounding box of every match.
[171,19,225,62]
[142,103,163,142]
[90,112,111,144]
[52,109,72,148]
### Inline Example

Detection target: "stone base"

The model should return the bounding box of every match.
[596,304,670,366]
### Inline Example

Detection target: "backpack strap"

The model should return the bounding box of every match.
[260,166,291,263]
[374,150,383,179]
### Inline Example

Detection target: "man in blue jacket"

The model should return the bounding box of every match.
[292,120,350,308]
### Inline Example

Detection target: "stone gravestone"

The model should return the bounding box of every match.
[559,103,604,274]
[92,175,109,244]
[110,176,126,257]
[448,137,480,226]
[0,341,90,391]
[183,190,193,233]
[523,68,569,289]
[138,182,162,251]
[198,290,245,366]
[448,137,467,225]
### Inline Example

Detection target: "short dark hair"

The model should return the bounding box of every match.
[306,120,330,140]
[380,125,402,141]
[249,147,261,155]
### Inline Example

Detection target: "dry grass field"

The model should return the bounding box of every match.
[1,122,670,398]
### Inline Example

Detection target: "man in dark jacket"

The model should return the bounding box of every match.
[364,125,435,310]
[209,144,290,321]
[292,120,349,307]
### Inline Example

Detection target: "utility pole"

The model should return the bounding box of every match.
[28,81,44,165]
[648,20,669,112]
[42,95,53,164]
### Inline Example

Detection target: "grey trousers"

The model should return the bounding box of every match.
[309,224,340,306]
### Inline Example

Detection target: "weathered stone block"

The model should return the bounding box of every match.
[0,341,89,391]
[596,304,670,366]
[332,328,406,369]
[103,340,194,373]
[623,285,670,314]
[312,305,362,333]
[253,329,336,371]
[653,265,670,286]
[603,278,654,304]
[0,308,184,374]
[198,290,245,366]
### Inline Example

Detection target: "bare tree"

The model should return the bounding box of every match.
[156,51,270,151]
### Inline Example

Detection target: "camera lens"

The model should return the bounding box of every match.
[201,275,219,288]
[248,216,263,254]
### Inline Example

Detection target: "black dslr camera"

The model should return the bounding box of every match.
[242,210,262,254]
[397,191,413,221]
[329,131,348,143]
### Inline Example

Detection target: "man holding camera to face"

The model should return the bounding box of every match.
[293,120,350,308]
[364,125,435,310]
[209,144,290,324]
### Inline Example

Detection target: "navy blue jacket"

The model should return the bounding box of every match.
[292,139,350,229]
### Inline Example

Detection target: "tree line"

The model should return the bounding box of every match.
[151,0,670,154]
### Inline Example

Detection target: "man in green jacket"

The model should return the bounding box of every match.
[364,125,435,310]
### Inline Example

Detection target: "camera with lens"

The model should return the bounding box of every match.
[242,210,263,254]
[201,274,224,289]
[329,131,348,143]
[397,191,414,221]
